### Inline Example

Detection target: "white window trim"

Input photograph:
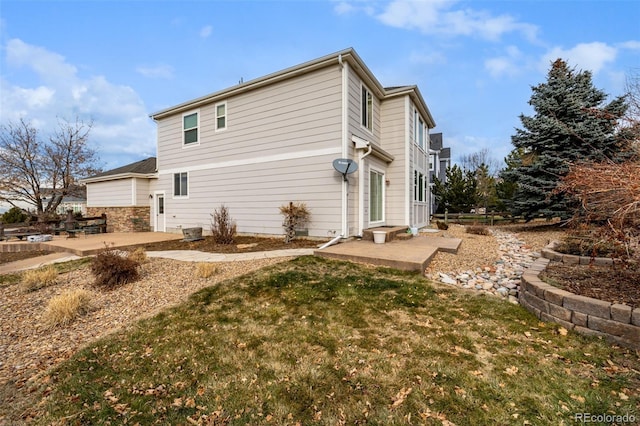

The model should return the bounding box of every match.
[360,83,373,134]
[215,101,227,132]
[173,171,189,199]
[182,109,200,147]
[414,108,426,152]
[369,166,385,225]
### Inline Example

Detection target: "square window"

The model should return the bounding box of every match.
[174,172,188,197]
[183,112,198,145]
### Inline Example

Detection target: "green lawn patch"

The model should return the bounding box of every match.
[35,256,639,425]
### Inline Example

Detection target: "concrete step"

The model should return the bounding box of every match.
[362,226,409,242]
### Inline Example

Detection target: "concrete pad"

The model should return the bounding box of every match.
[40,232,184,256]
[314,235,462,274]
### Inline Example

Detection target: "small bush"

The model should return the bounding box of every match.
[20,265,58,292]
[466,225,490,236]
[43,289,92,327]
[211,205,237,244]
[128,247,148,264]
[196,262,218,278]
[91,247,140,290]
[280,202,311,243]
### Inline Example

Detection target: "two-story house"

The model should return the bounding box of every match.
[428,132,451,214]
[82,48,436,239]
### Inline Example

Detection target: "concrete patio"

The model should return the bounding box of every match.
[314,233,462,274]
[0,232,184,257]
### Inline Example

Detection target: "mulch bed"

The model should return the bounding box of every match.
[130,235,320,253]
[0,236,320,266]
[540,262,640,308]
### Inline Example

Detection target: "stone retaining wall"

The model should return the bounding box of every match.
[519,244,639,349]
[86,207,151,233]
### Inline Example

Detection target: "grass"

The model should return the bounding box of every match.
[34,257,639,425]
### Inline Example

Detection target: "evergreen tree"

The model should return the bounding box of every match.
[503,59,631,220]
[496,148,524,213]
[433,165,477,213]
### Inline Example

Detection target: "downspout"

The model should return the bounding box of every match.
[339,54,349,239]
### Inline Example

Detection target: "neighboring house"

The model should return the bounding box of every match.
[83,48,437,237]
[82,157,157,232]
[428,133,451,215]
[41,186,87,216]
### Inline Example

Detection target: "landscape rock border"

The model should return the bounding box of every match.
[519,242,640,349]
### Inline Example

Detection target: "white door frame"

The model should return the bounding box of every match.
[369,166,386,227]
[154,191,166,232]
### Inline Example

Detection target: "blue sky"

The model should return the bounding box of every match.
[1,0,639,171]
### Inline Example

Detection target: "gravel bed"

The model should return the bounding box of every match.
[425,224,565,276]
[0,257,291,393]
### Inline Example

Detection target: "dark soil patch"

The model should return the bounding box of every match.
[0,250,50,265]
[540,262,640,308]
[128,235,321,253]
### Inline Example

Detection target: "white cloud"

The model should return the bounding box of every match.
[1,38,156,168]
[376,0,539,42]
[136,64,174,79]
[484,45,523,78]
[199,25,213,38]
[540,42,617,74]
[409,50,447,65]
[618,40,640,50]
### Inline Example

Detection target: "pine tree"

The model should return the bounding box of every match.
[503,59,631,220]
[433,165,477,213]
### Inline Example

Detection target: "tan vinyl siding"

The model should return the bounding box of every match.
[134,178,152,206]
[158,154,343,237]
[157,66,343,172]
[380,96,407,226]
[86,179,134,207]
[346,71,380,146]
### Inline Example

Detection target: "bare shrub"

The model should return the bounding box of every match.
[43,289,92,327]
[436,220,449,230]
[466,225,490,236]
[280,202,310,243]
[91,245,140,290]
[211,205,236,244]
[20,265,58,292]
[558,160,640,259]
[196,262,218,278]
[128,247,148,264]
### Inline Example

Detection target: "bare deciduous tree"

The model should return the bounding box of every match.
[0,117,101,217]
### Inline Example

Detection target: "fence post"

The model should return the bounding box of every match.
[444,208,448,224]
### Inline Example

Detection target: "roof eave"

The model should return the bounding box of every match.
[149,47,390,120]
[81,173,158,184]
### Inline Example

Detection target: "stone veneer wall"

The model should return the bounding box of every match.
[86,207,151,233]
[519,243,639,350]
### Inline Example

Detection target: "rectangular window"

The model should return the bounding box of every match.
[418,118,425,149]
[215,102,226,130]
[183,112,198,145]
[361,85,372,131]
[414,171,426,203]
[173,172,188,197]
[429,154,436,171]
[370,169,383,222]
